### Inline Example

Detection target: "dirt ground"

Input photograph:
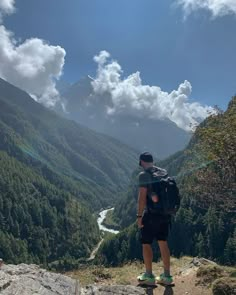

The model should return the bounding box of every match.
[131,267,212,295]
[67,257,220,295]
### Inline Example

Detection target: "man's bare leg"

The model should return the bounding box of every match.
[143,244,153,274]
[158,240,170,275]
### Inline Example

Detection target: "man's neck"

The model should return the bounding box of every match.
[144,164,154,170]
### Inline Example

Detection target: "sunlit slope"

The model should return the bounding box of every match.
[99,97,236,265]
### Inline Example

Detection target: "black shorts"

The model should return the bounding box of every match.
[140,213,170,244]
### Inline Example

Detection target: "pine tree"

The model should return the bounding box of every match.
[196,232,207,257]
[224,229,236,265]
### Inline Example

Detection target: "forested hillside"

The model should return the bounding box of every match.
[0,78,137,265]
[98,97,236,266]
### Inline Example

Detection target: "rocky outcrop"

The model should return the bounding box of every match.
[81,285,146,295]
[0,263,146,295]
[0,263,79,294]
[1,259,234,295]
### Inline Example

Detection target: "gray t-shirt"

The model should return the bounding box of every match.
[138,166,167,189]
[138,166,168,213]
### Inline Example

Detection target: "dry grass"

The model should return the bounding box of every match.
[212,277,236,295]
[196,265,225,286]
[196,264,236,288]
[65,257,235,295]
[66,256,193,287]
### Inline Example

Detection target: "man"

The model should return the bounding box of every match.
[137,152,173,285]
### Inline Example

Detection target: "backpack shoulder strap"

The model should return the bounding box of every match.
[145,167,168,195]
[154,166,168,178]
[146,166,168,178]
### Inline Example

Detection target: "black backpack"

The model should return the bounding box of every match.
[146,168,180,215]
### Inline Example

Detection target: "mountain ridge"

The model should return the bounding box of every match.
[0,77,138,199]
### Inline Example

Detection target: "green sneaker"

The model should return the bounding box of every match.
[137,273,156,285]
[156,273,173,285]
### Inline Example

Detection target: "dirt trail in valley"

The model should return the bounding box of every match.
[87,239,104,261]
[87,208,119,262]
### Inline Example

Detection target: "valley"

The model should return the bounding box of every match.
[0,0,235,293]
[0,78,137,266]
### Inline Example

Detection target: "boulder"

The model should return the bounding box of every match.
[0,263,79,294]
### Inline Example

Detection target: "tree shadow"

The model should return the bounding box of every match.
[137,284,156,295]
[139,284,174,295]
[143,286,174,295]
[163,286,174,295]
[144,287,154,295]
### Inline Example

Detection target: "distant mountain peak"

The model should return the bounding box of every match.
[56,76,191,159]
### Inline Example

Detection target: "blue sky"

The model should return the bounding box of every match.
[2,0,236,110]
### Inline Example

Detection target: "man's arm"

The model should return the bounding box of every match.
[137,187,147,228]
[137,187,147,216]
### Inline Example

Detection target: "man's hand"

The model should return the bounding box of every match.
[137,217,144,229]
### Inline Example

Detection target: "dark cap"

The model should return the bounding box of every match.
[139,152,153,166]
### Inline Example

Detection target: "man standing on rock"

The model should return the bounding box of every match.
[136,152,174,286]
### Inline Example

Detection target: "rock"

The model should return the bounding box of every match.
[191,257,217,267]
[212,277,236,295]
[81,285,146,295]
[0,263,148,295]
[179,257,217,275]
[0,263,79,294]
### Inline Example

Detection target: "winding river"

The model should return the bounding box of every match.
[87,208,119,260]
[97,208,119,234]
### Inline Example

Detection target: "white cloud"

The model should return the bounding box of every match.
[94,50,111,66]
[92,51,214,131]
[177,0,236,17]
[0,0,15,21]
[0,1,66,107]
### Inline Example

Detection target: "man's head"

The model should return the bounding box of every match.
[139,152,153,169]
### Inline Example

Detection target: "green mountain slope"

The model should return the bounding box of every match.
[0,78,138,265]
[0,151,100,265]
[98,97,236,266]
[0,78,138,209]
